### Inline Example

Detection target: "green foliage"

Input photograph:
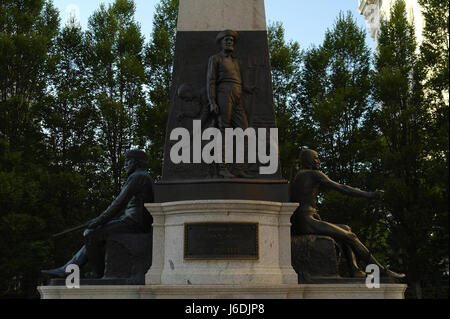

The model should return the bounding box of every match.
[138,0,179,178]
[0,0,58,149]
[0,0,59,298]
[419,0,449,100]
[0,213,50,298]
[86,0,146,193]
[418,4,449,288]
[372,0,448,299]
[267,21,303,178]
[300,11,373,184]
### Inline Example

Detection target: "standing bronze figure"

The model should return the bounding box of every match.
[290,149,405,279]
[207,30,257,179]
[42,150,154,279]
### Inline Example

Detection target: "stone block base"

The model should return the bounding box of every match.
[291,235,400,284]
[38,284,407,299]
[103,232,152,284]
[291,235,340,283]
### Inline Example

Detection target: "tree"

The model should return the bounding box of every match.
[300,11,372,184]
[372,0,445,299]
[86,0,147,194]
[267,21,303,178]
[138,0,179,178]
[418,0,449,298]
[0,0,59,298]
[0,0,58,152]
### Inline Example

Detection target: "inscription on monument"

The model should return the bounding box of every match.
[184,223,259,260]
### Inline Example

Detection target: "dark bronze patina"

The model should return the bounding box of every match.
[155,28,288,203]
[206,30,258,179]
[42,150,154,280]
[184,223,259,260]
[290,149,405,280]
[160,28,283,183]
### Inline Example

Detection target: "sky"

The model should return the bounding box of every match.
[51,0,374,51]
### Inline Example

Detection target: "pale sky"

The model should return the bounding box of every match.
[52,0,373,51]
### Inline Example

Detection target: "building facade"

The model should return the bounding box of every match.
[358,0,425,49]
[359,0,449,114]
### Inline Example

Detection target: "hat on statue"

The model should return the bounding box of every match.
[215,29,239,44]
[126,149,147,162]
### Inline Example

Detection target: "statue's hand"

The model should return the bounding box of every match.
[210,103,219,115]
[372,190,385,201]
[87,217,102,229]
[244,85,259,95]
[250,86,259,95]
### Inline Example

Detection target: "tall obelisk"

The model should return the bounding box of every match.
[156,0,288,202]
[177,0,267,32]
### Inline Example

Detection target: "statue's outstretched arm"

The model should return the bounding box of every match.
[317,171,379,199]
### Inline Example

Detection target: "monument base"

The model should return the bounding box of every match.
[38,284,407,299]
[145,200,299,286]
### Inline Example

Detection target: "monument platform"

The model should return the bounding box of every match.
[38,199,407,299]
[38,284,407,299]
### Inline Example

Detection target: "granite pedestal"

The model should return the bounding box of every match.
[145,200,299,286]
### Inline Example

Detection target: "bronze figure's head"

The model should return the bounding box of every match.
[216,30,239,52]
[299,149,320,170]
[125,149,148,175]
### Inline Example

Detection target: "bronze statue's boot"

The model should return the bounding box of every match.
[41,246,88,278]
[235,170,252,178]
[364,252,406,280]
[380,268,406,280]
[218,135,236,178]
[233,164,253,179]
[41,267,68,278]
[350,269,367,278]
[218,164,235,179]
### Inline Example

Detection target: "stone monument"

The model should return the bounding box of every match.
[38,0,407,299]
[146,0,299,293]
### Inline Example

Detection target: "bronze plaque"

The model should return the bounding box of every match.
[184,223,259,260]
